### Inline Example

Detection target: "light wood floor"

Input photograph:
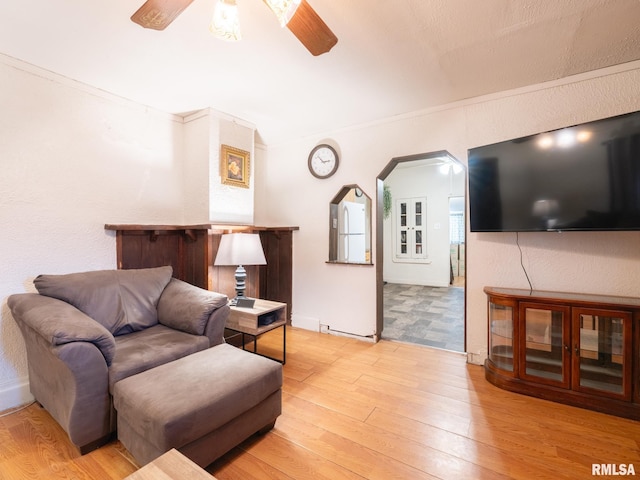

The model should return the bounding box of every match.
[1,327,639,479]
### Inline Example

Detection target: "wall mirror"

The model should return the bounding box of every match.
[328,185,372,264]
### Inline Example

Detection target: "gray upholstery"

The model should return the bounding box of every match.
[34,266,173,335]
[108,325,209,393]
[7,267,230,453]
[8,293,116,365]
[158,278,228,335]
[15,317,112,450]
[114,344,283,467]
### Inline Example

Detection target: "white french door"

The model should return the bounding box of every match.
[394,197,427,263]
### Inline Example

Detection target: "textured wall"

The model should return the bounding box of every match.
[255,108,467,337]
[463,66,640,360]
[182,108,256,225]
[210,112,256,224]
[255,63,640,356]
[0,58,184,409]
[3,54,639,415]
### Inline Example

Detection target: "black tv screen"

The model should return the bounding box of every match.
[468,110,640,232]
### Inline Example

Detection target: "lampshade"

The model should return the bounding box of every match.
[214,233,266,267]
[263,0,301,26]
[215,233,266,303]
[210,0,241,41]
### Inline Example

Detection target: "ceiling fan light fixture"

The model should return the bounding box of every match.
[263,0,301,27]
[209,0,241,41]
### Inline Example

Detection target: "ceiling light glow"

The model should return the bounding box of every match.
[263,0,301,26]
[210,0,241,41]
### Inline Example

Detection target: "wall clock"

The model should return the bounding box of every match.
[308,144,339,179]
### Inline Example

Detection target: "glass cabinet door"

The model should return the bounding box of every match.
[572,308,632,400]
[394,197,427,261]
[488,300,516,373]
[519,303,571,388]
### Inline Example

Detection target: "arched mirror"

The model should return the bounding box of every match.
[328,185,372,264]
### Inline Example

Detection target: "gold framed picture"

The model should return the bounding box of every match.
[220,145,250,188]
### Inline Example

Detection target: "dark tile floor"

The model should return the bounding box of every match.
[382,283,465,352]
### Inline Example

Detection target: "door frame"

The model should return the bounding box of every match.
[375,150,467,347]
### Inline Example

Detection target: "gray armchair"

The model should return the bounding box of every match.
[8,266,229,453]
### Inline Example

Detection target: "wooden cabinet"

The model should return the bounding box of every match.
[105,224,211,289]
[487,297,516,373]
[572,307,632,400]
[105,224,298,322]
[485,287,640,420]
[519,302,571,389]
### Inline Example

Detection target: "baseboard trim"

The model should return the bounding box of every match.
[323,328,376,343]
[0,378,34,413]
[291,314,320,331]
[383,278,450,287]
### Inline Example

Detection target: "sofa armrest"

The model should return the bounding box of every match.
[204,303,230,347]
[157,278,229,338]
[8,293,116,366]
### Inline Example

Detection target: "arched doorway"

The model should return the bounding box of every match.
[375,150,467,351]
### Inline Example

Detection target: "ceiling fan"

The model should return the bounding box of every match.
[130,0,338,56]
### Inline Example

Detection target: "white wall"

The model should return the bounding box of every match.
[0,57,186,410]
[3,52,640,413]
[209,112,256,224]
[463,64,640,361]
[183,108,256,225]
[182,110,213,223]
[255,62,640,359]
[0,57,260,411]
[255,109,467,337]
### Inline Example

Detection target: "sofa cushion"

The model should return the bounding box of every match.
[157,278,228,335]
[34,266,173,336]
[113,344,283,452]
[108,324,209,393]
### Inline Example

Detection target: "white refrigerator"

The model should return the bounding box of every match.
[338,201,366,263]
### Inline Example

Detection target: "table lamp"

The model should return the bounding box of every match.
[214,233,267,304]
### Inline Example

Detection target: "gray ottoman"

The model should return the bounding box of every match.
[113,344,282,467]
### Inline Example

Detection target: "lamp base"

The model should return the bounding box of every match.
[229,296,249,306]
[231,265,247,305]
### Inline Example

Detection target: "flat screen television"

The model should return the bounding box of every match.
[468,110,640,232]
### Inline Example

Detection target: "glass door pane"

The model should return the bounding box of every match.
[398,202,408,255]
[415,230,422,255]
[489,302,514,372]
[414,201,422,226]
[576,312,627,396]
[521,305,569,386]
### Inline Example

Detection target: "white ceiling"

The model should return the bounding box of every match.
[1,0,640,145]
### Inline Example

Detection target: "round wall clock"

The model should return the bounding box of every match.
[308,144,339,179]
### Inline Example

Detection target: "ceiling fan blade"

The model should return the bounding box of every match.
[131,0,195,31]
[286,0,338,56]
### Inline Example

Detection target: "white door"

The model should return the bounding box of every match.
[394,197,427,262]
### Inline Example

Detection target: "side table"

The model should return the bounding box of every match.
[226,299,287,364]
[124,449,214,479]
